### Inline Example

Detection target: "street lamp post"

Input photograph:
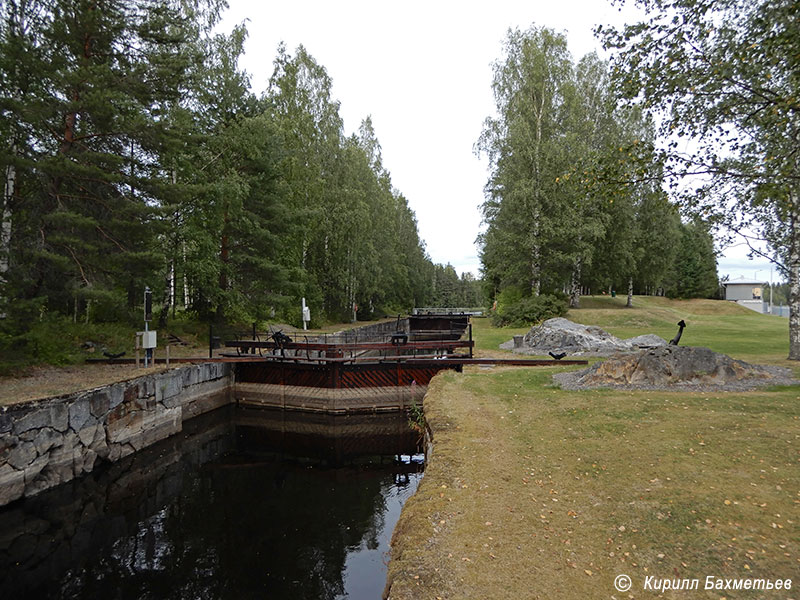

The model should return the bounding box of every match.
[770,266,773,315]
[754,270,764,313]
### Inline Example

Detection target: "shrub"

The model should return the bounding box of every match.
[491,292,567,327]
[0,315,134,371]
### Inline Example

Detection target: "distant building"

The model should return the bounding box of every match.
[721,276,767,313]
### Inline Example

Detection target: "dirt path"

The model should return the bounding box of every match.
[0,363,175,406]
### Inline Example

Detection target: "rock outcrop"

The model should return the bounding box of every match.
[500,317,666,356]
[554,345,795,390]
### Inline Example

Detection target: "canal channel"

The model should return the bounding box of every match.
[0,406,424,599]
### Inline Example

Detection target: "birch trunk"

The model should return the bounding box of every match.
[569,258,582,308]
[182,242,189,308]
[1,155,13,283]
[626,277,634,308]
[158,264,172,328]
[530,242,541,296]
[347,245,357,322]
[2,0,21,287]
[529,207,541,296]
[170,259,176,319]
[528,77,546,298]
[788,189,800,360]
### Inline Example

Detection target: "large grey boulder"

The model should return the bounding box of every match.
[500,317,666,356]
[625,334,669,348]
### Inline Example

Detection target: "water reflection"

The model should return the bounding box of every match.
[0,406,423,599]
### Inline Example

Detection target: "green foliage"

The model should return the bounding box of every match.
[266,48,437,323]
[0,0,210,322]
[664,219,720,299]
[601,0,800,358]
[490,290,567,327]
[492,286,524,317]
[477,26,676,307]
[766,283,789,306]
[407,400,425,441]
[0,2,450,364]
[0,315,133,370]
[427,264,483,309]
[632,187,681,293]
[476,26,577,296]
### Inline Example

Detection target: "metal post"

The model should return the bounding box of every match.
[469,322,473,358]
[209,323,213,359]
[144,320,149,368]
[770,267,773,315]
[144,286,152,367]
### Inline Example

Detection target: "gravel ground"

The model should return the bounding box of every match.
[0,364,173,406]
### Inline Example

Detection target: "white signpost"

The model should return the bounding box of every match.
[301,297,311,330]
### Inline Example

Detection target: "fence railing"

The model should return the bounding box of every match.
[767,305,790,318]
[412,307,483,316]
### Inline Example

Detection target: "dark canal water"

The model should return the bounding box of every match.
[0,406,424,599]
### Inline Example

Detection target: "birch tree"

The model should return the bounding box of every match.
[477,26,573,297]
[602,0,800,359]
[559,53,620,308]
[0,1,36,299]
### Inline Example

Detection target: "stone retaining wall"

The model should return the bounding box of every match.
[0,407,236,593]
[0,363,232,507]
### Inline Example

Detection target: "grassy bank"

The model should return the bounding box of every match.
[386,298,799,599]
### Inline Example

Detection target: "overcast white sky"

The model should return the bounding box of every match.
[218,0,779,284]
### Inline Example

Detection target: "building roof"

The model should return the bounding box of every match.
[721,277,767,286]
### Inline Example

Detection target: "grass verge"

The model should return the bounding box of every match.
[386,298,799,599]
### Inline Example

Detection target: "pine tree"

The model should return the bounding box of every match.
[0,0,221,326]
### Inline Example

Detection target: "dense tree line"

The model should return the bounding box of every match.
[765,283,790,307]
[0,0,445,345]
[476,25,718,323]
[427,264,484,309]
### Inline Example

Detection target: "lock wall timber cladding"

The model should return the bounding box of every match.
[0,363,232,507]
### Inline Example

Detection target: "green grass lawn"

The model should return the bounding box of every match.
[474,296,793,368]
[386,297,799,599]
[470,316,531,355]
